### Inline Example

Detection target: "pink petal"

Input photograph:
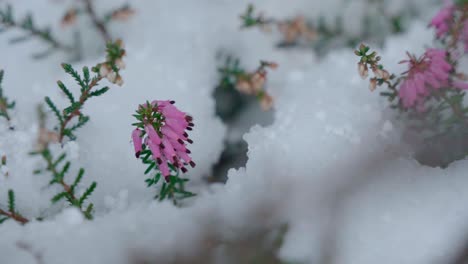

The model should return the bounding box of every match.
[131,129,143,158]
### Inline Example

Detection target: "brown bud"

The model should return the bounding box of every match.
[61,9,77,27]
[369,78,378,91]
[358,62,368,79]
[260,93,274,111]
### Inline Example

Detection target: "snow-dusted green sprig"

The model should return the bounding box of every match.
[32,40,126,219]
[0,4,73,58]
[0,70,15,126]
[34,148,96,219]
[45,39,126,143]
[0,190,28,224]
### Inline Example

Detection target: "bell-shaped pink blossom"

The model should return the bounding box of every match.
[398,48,468,110]
[398,49,450,109]
[429,4,454,38]
[132,100,195,181]
[132,129,143,158]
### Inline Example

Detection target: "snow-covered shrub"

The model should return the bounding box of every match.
[2,0,468,264]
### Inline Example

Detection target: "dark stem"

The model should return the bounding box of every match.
[58,76,103,143]
[83,0,111,42]
[0,208,29,224]
[1,19,73,52]
[43,150,78,202]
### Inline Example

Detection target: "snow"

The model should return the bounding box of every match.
[2,0,468,264]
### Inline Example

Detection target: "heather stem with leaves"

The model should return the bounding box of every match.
[0,4,73,58]
[354,0,468,164]
[0,70,15,127]
[61,1,135,43]
[32,39,126,219]
[218,57,277,111]
[240,4,317,46]
[0,190,28,224]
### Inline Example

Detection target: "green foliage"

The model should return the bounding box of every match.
[34,40,125,221]
[78,182,97,207]
[7,189,15,213]
[38,148,96,219]
[46,47,123,142]
[0,70,15,123]
[0,5,72,57]
[240,4,264,28]
[45,96,64,125]
[0,189,28,224]
[139,149,196,205]
[218,56,246,90]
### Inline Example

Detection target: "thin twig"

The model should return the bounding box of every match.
[83,0,111,42]
[0,208,29,224]
[58,76,103,143]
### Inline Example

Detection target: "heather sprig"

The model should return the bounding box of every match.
[31,40,126,219]
[132,100,196,205]
[61,1,135,42]
[355,44,468,122]
[0,4,73,58]
[0,189,29,224]
[240,4,317,47]
[356,37,468,166]
[240,3,414,52]
[45,39,125,143]
[355,44,396,95]
[34,148,96,219]
[0,70,15,127]
[429,1,468,50]
[218,57,277,111]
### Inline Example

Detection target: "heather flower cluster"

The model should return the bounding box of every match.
[398,49,454,109]
[132,100,195,181]
[356,45,468,110]
[429,1,468,51]
[429,4,455,38]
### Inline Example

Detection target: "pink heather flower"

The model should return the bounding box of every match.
[429,4,454,38]
[398,49,452,109]
[132,129,143,158]
[132,100,195,180]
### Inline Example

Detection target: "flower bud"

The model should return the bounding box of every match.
[236,79,253,95]
[107,72,117,83]
[250,72,266,93]
[358,62,368,79]
[115,59,126,70]
[115,75,124,86]
[260,93,274,111]
[369,78,378,91]
[99,64,110,77]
